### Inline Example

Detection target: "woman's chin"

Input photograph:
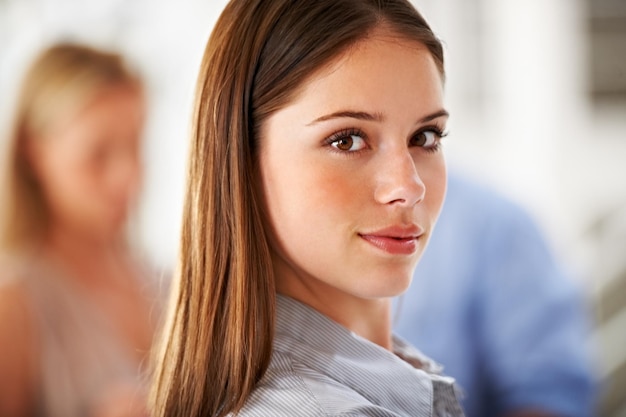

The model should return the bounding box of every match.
[347,273,414,300]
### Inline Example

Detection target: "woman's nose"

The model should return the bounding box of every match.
[373,149,425,207]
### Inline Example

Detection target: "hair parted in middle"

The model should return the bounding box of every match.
[151,1,444,416]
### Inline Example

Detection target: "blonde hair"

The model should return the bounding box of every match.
[151,1,444,416]
[0,42,140,252]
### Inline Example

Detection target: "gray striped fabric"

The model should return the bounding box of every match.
[236,296,464,416]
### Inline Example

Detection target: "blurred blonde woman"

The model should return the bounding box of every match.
[0,43,158,417]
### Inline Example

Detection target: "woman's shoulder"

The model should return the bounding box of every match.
[0,255,39,416]
[0,251,39,347]
[0,274,36,357]
[0,249,48,287]
[235,350,326,417]
[0,253,35,311]
[236,350,402,417]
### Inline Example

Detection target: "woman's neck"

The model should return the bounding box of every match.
[327,296,393,350]
[42,223,127,286]
[275,265,394,350]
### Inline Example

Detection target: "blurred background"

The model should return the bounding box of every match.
[0,0,624,415]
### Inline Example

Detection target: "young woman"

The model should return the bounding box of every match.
[152,0,463,416]
[0,44,158,417]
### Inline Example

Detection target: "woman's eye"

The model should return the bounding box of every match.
[411,130,441,148]
[331,134,367,152]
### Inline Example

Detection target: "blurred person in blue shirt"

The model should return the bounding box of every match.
[395,172,597,417]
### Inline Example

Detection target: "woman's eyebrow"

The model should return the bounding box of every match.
[307,109,449,126]
[307,110,384,126]
[419,109,449,123]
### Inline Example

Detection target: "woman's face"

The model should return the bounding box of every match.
[29,85,145,242]
[259,32,448,302]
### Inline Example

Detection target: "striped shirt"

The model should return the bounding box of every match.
[237,295,464,416]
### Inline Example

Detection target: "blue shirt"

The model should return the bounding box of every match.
[238,295,465,416]
[394,174,596,417]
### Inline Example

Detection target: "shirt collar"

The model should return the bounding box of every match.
[274,295,458,415]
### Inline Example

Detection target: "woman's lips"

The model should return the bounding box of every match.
[358,226,423,255]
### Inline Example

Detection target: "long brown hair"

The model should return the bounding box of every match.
[0,43,140,252]
[151,1,444,416]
